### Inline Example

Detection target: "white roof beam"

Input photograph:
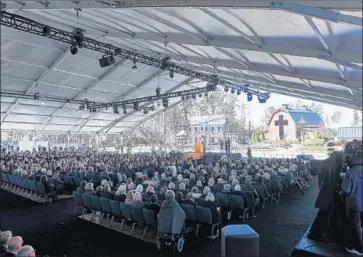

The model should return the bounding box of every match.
[200,8,261,46]
[1,46,69,122]
[133,9,209,44]
[41,59,127,131]
[270,2,362,26]
[100,77,194,133]
[2,0,361,10]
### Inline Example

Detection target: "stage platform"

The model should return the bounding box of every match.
[291,227,351,257]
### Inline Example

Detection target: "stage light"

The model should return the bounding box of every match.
[237,89,241,95]
[123,108,127,114]
[132,59,137,69]
[33,93,39,100]
[162,98,168,108]
[157,101,161,107]
[133,102,139,111]
[143,109,149,114]
[169,69,174,78]
[42,26,50,36]
[41,100,44,105]
[150,105,155,111]
[70,43,78,55]
[181,96,185,101]
[258,93,269,104]
[199,93,202,98]
[78,103,85,110]
[156,86,161,97]
[192,94,196,99]
[99,54,115,68]
[186,95,190,100]
[205,92,208,97]
[113,105,119,114]
[224,86,229,92]
[247,93,253,102]
[243,85,249,93]
[231,88,236,94]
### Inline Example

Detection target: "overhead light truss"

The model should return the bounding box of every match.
[0,11,268,99]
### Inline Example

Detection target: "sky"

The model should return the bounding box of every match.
[238,94,358,128]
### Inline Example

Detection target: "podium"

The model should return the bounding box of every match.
[194,143,204,154]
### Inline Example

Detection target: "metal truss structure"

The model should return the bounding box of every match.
[0,1,361,134]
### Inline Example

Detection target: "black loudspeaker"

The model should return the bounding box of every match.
[99,55,115,68]
[221,225,259,257]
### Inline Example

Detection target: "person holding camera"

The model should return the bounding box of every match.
[341,146,363,256]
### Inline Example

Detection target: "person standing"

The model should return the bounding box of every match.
[341,149,363,256]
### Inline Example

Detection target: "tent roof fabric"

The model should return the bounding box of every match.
[0,2,362,132]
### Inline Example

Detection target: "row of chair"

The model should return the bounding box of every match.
[73,191,220,239]
[0,172,50,203]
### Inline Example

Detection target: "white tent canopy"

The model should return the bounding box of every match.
[1,1,362,133]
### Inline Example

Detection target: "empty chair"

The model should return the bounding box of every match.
[130,204,145,233]
[109,199,122,227]
[142,208,157,238]
[73,191,84,216]
[195,206,219,239]
[81,193,92,213]
[229,195,248,222]
[119,202,132,230]
[99,197,112,224]
[90,195,102,221]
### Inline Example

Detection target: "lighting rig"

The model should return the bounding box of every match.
[0,11,269,103]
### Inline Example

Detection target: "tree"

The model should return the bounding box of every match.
[330,110,341,124]
[261,106,277,125]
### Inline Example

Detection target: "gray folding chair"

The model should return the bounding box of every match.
[142,208,157,238]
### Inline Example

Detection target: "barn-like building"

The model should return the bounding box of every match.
[267,107,324,141]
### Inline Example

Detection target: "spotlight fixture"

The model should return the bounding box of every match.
[132,60,137,69]
[231,88,236,94]
[162,98,169,108]
[156,86,161,97]
[247,93,253,102]
[143,109,149,114]
[113,105,119,114]
[169,69,174,78]
[41,100,45,105]
[237,89,242,95]
[150,105,155,111]
[78,103,85,110]
[224,86,229,92]
[70,43,78,55]
[99,54,116,68]
[133,102,139,111]
[205,92,208,97]
[186,95,190,100]
[157,101,161,107]
[42,26,51,36]
[243,84,249,93]
[199,93,203,98]
[33,93,39,100]
[181,96,185,101]
[258,93,269,104]
[192,94,196,99]
[123,108,127,115]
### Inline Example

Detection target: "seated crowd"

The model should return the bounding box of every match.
[1,149,311,223]
[0,230,36,257]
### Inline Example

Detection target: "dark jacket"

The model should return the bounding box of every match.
[113,194,126,202]
[2,251,17,257]
[101,191,113,199]
[183,199,196,206]
[341,165,363,211]
[76,186,86,194]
